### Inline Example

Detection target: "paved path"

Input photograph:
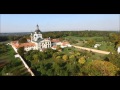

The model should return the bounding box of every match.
[73,45,110,55]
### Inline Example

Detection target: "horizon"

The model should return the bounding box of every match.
[0,14,119,33]
[0,30,119,34]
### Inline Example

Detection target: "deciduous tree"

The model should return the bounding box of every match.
[81,60,119,76]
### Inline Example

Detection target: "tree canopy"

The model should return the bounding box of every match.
[81,60,119,76]
[18,37,27,43]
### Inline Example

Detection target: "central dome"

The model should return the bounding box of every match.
[35,29,41,32]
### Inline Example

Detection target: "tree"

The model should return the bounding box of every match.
[109,33,120,49]
[25,54,33,61]
[17,47,24,57]
[78,57,86,64]
[86,39,96,47]
[52,62,61,76]
[56,45,62,51]
[33,54,39,63]
[106,53,120,68]
[0,44,7,53]
[52,53,58,59]
[38,52,45,60]
[18,37,27,43]
[69,54,77,63]
[56,56,61,60]
[69,55,75,60]
[62,55,68,61]
[81,60,119,76]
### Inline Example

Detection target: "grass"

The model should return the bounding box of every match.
[0,45,31,76]
[64,36,106,46]
[65,36,104,41]
[64,36,115,52]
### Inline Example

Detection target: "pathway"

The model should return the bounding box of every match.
[73,45,110,55]
[11,43,35,76]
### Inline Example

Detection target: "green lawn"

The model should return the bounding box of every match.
[64,36,106,46]
[0,45,31,76]
[64,36,115,52]
[65,36,105,41]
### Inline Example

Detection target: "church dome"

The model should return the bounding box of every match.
[35,29,41,33]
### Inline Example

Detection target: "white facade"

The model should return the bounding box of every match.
[56,42,62,45]
[24,46,37,51]
[117,47,120,54]
[31,32,43,42]
[51,41,71,50]
[94,44,101,48]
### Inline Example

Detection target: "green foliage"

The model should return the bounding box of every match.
[18,37,27,43]
[0,45,30,76]
[105,53,120,68]
[86,39,96,47]
[56,45,62,51]
[0,44,7,53]
[32,54,39,64]
[0,36,9,42]
[17,47,24,57]
[81,60,119,76]
[56,56,61,60]
[69,55,75,60]
[108,33,120,49]
[43,31,114,39]
[62,55,68,61]
[9,36,22,41]
[78,57,86,64]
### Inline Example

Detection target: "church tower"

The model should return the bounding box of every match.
[31,25,43,42]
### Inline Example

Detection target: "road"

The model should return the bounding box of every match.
[73,45,110,55]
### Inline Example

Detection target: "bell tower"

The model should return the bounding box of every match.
[36,24,39,30]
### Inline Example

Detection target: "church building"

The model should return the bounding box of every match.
[11,25,51,52]
[30,24,51,51]
[11,24,71,52]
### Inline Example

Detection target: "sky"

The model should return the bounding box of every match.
[0,14,119,33]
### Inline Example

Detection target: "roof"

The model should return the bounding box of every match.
[62,41,70,46]
[51,39,60,43]
[52,45,57,48]
[12,41,36,49]
[44,38,50,40]
[35,30,41,33]
[36,38,44,43]
[35,24,42,33]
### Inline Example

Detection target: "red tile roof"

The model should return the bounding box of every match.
[52,45,57,48]
[62,41,70,46]
[51,39,60,43]
[11,41,35,49]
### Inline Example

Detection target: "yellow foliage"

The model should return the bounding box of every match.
[78,57,86,64]
[62,55,68,61]
[81,60,119,76]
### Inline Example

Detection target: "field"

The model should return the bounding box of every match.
[0,45,31,76]
[64,36,115,52]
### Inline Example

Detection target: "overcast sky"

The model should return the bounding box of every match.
[0,14,119,33]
